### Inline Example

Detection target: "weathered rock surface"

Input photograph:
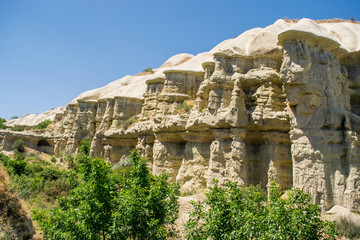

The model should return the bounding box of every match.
[1,18,360,212]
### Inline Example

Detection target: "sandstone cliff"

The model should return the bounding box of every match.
[1,18,360,212]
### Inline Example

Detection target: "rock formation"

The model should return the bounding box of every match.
[1,18,360,212]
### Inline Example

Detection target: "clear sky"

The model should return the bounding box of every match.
[0,0,359,119]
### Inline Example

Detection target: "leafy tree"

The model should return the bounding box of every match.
[40,155,116,239]
[40,150,179,239]
[111,150,179,239]
[185,181,337,240]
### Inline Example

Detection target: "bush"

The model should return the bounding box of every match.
[0,153,10,166]
[50,155,57,163]
[7,157,27,176]
[144,67,153,73]
[12,139,25,153]
[185,181,337,240]
[11,125,22,131]
[40,150,179,239]
[0,118,6,129]
[78,138,92,156]
[34,120,53,130]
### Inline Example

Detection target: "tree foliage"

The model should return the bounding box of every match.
[185,181,337,240]
[40,150,179,239]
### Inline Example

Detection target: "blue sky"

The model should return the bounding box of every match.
[0,0,359,119]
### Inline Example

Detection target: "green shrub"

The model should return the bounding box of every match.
[0,117,6,129]
[0,153,10,166]
[144,67,153,73]
[8,156,27,176]
[24,163,44,176]
[50,156,57,163]
[34,119,53,130]
[40,150,179,239]
[12,139,25,153]
[78,138,92,156]
[11,125,22,131]
[185,181,337,240]
[39,167,64,181]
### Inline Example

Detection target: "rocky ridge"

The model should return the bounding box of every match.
[1,18,360,212]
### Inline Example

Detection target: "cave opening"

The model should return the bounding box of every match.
[37,140,50,147]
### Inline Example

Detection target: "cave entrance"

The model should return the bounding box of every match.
[36,139,53,155]
[37,140,50,147]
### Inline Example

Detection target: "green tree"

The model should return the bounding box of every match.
[40,150,179,239]
[185,181,336,240]
[40,155,116,239]
[111,150,179,239]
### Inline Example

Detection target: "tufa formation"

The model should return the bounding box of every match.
[1,18,360,212]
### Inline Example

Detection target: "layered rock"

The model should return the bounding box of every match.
[1,18,360,212]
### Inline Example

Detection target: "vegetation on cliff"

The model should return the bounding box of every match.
[0,118,6,130]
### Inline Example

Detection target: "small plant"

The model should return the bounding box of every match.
[177,100,195,114]
[11,125,22,131]
[50,156,57,163]
[12,139,25,153]
[34,119,53,130]
[144,67,153,73]
[11,116,18,119]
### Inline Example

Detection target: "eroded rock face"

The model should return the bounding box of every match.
[1,18,360,212]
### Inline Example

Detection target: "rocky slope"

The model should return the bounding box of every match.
[1,18,360,212]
